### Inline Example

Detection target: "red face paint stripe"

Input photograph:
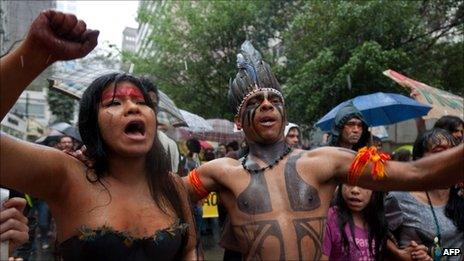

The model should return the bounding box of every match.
[101,86,145,102]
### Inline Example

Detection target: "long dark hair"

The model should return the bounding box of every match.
[335,184,387,260]
[78,73,184,220]
[433,115,463,143]
[413,128,464,235]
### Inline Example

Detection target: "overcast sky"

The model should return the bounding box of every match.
[58,1,139,49]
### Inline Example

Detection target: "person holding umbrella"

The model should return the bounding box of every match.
[327,102,371,151]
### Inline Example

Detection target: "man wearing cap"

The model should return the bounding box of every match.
[184,41,464,260]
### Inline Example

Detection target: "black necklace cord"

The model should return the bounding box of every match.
[241,145,293,174]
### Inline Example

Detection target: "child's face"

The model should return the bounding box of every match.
[341,185,372,213]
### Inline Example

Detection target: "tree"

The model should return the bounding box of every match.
[129,1,462,125]
[282,1,463,125]
[128,1,299,119]
[47,90,75,123]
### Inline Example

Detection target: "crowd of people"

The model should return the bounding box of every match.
[0,10,463,261]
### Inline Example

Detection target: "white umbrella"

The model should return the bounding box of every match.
[179,109,213,132]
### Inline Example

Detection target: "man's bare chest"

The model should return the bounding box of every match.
[222,151,322,215]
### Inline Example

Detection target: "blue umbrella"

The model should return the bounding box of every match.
[315,92,432,131]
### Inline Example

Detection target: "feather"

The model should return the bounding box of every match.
[240,40,262,68]
[228,40,282,115]
[236,53,258,86]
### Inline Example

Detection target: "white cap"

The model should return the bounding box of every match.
[284,123,299,137]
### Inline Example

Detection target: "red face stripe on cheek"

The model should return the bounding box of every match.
[101,86,144,102]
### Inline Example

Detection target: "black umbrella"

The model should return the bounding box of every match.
[62,126,82,142]
[50,122,72,132]
[35,129,62,146]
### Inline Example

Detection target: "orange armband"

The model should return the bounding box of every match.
[348,146,391,185]
[188,169,210,199]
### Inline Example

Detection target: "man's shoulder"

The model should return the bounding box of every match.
[297,146,352,160]
[200,157,241,172]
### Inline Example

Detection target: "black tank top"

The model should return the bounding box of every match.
[57,220,188,261]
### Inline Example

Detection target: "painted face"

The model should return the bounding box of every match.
[341,118,363,146]
[237,90,285,144]
[341,185,372,213]
[98,82,156,157]
[286,128,299,148]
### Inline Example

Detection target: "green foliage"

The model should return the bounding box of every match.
[283,0,463,124]
[47,90,75,123]
[129,0,463,125]
[128,1,298,119]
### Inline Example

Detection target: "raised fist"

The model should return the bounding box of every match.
[24,10,99,62]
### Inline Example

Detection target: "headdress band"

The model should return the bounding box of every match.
[235,87,284,117]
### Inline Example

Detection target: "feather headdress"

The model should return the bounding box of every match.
[228,41,282,116]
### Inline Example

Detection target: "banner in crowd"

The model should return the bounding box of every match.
[383,69,463,119]
[202,192,219,218]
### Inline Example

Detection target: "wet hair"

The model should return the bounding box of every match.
[335,184,387,260]
[412,128,456,160]
[78,73,185,222]
[226,141,239,151]
[434,115,463,142]
[413,128,463,234]
[227,41,282,115]
[186,138,201,154]
[434,115,463,133]
[204,150,216,161]
[391,149,411,162]
[445,186,464,234]
[140,77,159,105]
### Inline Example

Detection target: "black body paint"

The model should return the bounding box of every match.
[246,140,287,166]
[284,152,321,211]
[293,217,326,260]
[237,160,273,214]
[233,220,285,260]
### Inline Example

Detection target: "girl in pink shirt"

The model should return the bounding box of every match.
[322,184,386,260]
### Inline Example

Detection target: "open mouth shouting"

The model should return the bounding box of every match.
[124,120,146,140]
[257,115,278,128]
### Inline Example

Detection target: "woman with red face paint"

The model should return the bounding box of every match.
[0,11,197,260]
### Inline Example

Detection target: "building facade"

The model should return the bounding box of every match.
[0,0,56,55]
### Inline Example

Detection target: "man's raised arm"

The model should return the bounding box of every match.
[329,144,463,191]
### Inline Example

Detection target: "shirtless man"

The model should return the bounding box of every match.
[185,41,464,260]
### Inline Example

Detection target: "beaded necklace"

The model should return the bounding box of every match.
[241,145,292,174]
[425,191,443,261]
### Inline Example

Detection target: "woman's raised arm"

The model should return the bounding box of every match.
[0,10,98,200]
[0,10,98,119]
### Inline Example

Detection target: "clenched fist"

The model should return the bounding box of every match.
[24,9,99,62]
